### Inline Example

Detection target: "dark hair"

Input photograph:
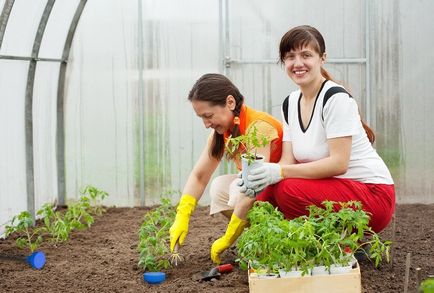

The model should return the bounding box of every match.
[188,73,244,160]
[279,25,375,143]
[279,25,326,63]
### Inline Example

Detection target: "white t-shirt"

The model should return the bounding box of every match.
[282,80,393,184]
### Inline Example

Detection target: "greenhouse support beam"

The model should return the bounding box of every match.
[57,0,88,206]
[365,0,374,129]
[137,0,145,206]
[0,0,14,49]
[224,58,367,66]
[0,54,65,62]
[24,0,55,220]
[220,1,372,130]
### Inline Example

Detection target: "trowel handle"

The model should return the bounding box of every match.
[217,263,233,273]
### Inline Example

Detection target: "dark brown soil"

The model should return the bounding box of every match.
[1,204,433,293]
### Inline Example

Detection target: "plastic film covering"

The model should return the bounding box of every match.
[38,0,81,59]
[0,0,47,56]
[0,60,29,235]
[64,0,219,206]
[33,61,60,211]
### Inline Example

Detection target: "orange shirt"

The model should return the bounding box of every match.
[224,104,283,170]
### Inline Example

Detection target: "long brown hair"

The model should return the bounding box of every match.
[188,73,244,160]
[279,25,375,143]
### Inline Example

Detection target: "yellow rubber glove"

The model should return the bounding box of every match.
[210,214,248,264]
[169,194,197,252]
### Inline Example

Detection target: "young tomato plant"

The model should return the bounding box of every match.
[37,203,71,243]
[225,126,269,165]
[64,196,94,230]
[138,198,176,272]
[80,185,109,216]
[5,211,44,253]
[237,200,392,275]
[307,200,391,267]
[419,278,434,293]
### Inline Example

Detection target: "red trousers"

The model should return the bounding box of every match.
[256,178,395,233]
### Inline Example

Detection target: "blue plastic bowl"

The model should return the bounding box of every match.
[143,272,166,284]
[26,251,46,270]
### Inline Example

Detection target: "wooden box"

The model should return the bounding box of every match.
[248,263,361,293]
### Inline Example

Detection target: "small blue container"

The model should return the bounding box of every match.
[26,251,46,270]
[143,272,166,284]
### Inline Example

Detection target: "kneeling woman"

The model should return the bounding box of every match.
[169,73,283,264]
[244,25,395,234]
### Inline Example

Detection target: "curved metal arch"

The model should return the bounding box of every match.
[57,0,88,205]
[24,0,56,219]
[0,0,14,49]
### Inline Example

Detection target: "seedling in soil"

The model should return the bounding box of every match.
[169,242,183,266]
[64,196,95,230]
[3,211,47,269]
[37,203,71,243]
[138,198,176,273]
[81,185,109,215]
[5,211,43,253]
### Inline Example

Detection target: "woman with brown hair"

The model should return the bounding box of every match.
[169,73,283,264]
[242,25,395,233]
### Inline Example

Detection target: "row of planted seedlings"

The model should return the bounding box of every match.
[137,197,179,284]
[236,200,391,278]
[1,186,108,269]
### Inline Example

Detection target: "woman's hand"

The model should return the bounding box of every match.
[238,163,283,195]
[247,163,283,190]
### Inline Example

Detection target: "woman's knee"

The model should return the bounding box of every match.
[209,176,227,202]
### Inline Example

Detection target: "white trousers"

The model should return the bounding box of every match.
[209,174,244,215]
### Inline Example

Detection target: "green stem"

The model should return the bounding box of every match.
[25,228,34,253]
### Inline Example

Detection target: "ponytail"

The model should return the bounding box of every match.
[225,104,243,161]
[361,120,375,144]
[320,67,334,81]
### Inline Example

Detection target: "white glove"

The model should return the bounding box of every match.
[247,163,283,190]
[236,174,256,198]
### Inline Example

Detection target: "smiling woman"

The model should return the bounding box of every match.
[169,73,283,265]
[243,25,395,235]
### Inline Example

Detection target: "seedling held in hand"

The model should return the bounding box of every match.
[225,126,269,165]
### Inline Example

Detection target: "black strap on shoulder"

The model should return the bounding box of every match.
[283,87,352,124]
[282,95,289,124]
[322,87,352,121]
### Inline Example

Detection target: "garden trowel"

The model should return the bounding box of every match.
[200,263,233,281]
[169,242,183,266]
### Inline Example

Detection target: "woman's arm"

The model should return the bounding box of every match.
[279,141,297,165]
[183,133,221,200]
[281,136,352,179]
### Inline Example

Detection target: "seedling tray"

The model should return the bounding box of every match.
[248,262,361,293]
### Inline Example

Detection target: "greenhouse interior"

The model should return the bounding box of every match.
[1,0,433,292]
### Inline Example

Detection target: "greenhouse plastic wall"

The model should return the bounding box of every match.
[0,60,28,235]
[63,0,434,206]
[1,0,434,236]
[0,0,80,236]
[64,0,220,207]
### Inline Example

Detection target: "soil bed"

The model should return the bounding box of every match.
[1,204,433,292]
